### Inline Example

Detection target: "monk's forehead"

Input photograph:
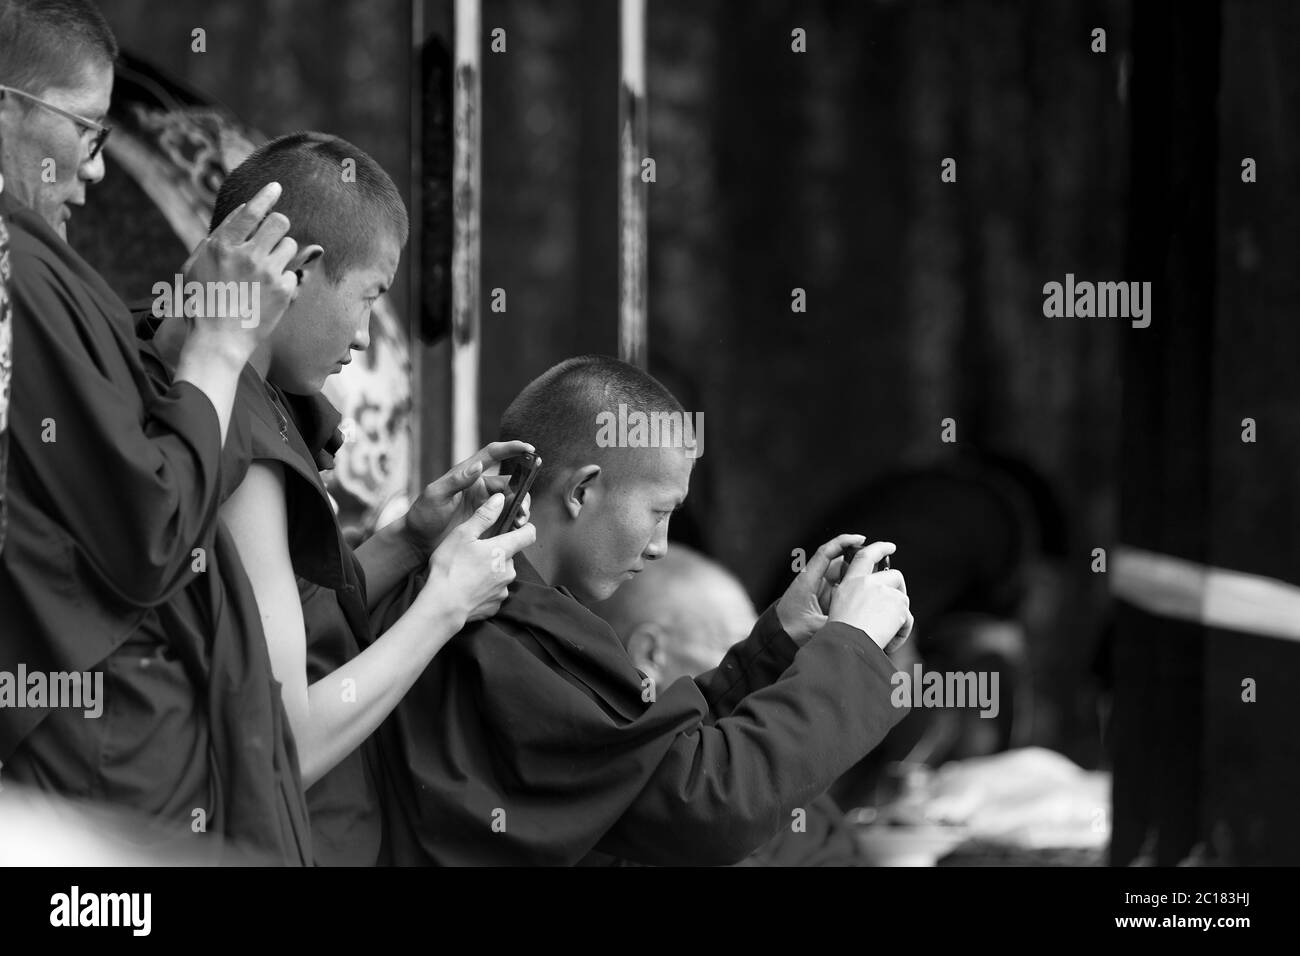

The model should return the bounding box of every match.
[600,443,691,491]
[49,59,113,115]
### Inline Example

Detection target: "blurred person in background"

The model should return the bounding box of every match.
[594,543,872,866]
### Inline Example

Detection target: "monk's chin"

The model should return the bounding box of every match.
[277,374,327,397]
[575,577,626,607]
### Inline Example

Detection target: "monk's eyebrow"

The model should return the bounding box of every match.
[77,99,110,123]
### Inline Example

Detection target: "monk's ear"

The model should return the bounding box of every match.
[626,624,663,679]
[564,464,601,519]
[287,244,325,283]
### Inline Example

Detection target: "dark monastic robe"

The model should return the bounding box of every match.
[229,370,389,866]
[0,190,309,863]
[372,558,907,866]
[739,793,868,866]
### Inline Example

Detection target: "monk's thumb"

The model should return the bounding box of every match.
[431,460,483,500]
[465,492,505,538]
[801,542,835,585]
[450,459,484,491]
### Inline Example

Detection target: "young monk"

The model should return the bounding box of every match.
[373,355,915,865]
[151,131,535,864]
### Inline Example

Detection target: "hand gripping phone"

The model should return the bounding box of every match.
[838,544,889,585]
[487,452,541,537]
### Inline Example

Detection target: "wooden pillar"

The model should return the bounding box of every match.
[1114,0,1300,867]
[451,0,481,462]
[1202,0,1300,865]
[578,0,619,358]
[618,0,648,369]
[0,187,10,555]
[409,0,426,484]
[1111,0,1219,866]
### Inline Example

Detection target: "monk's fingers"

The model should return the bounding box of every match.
[428,458,485,501]
[468,440,535,475]
[804,533,867,585]
[842,541,896,583]
[492,520,536,554]
[247,211,293,257]
[181,235,208,275]
[234,183,284,241]
[461,493,506,539]
[211,182,282,242]
[206,202,249,245]
[264,235,300,276]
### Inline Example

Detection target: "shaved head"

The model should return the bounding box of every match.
[212,131,408,284]
[0,0,118,94]
[593,545,758,685]
[503,356,696,605]
[498,355,688,493]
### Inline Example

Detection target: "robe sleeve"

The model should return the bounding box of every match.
[452,612,905,866]
[690,603,800,720]
[9,249,222,607]
[594,621,906,865]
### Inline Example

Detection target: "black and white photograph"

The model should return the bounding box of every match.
[0,0,1291,935]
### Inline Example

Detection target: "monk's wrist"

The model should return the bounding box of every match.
[412,586,469,637]
[370,514,430,572]
[180,326,253,372]
[393,512,436,560]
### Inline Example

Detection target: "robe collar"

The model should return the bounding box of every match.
[243,365,356,592]
[496,555,650,723]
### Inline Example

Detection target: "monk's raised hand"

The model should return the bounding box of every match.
[403,440,536,552]
[775,533,871,645]
[420,493,537,625]
[828,541,913,653]
[179,181,309,359]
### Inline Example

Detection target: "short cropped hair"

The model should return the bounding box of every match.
[212,131,409,284]
[499,355,687,493]
[0,0,118,94]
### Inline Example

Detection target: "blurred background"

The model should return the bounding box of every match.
[72,0,1298,864]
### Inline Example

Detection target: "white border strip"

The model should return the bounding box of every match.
[1112,544,1300,643]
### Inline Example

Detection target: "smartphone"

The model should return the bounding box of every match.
[487,452,541,537]
[839,545,889,584]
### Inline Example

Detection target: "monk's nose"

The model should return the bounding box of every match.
[80,147,106,185]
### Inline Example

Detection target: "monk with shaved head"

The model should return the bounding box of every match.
[147,131,536,864]
[374,355,915,865]
[595,545,872,866]
[0,0,311,862]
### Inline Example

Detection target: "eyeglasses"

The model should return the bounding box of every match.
[0,85,112,161]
